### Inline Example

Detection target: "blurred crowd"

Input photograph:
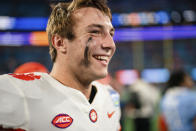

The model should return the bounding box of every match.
[98,68,195,131]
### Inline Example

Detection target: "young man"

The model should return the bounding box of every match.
[0,0,121,131]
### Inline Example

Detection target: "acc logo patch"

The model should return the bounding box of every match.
[9,73,41,81]
[52,114,73,129]
[89,109,97,123]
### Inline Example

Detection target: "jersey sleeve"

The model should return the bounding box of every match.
[0,74,28,128]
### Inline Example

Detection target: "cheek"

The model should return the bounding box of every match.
[68,40,85,56]
[87,39,99,53]
[73,49,84,60]
[88,46,97,54]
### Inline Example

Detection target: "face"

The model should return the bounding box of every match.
[65,7,116,83]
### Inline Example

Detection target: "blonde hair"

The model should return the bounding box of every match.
[46,0,112,62]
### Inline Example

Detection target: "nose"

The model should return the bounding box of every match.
[101,33,116,54]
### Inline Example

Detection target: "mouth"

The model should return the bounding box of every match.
[93,55,110,66]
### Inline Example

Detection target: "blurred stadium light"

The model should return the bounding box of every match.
[0,10,195,31]
[114,25,196,42]
[141,68,170,83]
[116,69,139,85]
[0,25,196,45]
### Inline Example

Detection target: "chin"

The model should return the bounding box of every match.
[95,70,108,80]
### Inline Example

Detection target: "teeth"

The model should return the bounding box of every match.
[95,56,108,61]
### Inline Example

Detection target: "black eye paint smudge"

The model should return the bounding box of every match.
[84,37,92,66]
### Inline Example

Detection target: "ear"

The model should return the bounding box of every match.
[51,34,67,53]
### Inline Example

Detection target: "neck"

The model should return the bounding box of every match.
[50,63,92,99]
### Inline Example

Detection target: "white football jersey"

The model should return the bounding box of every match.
[0,72,121,131]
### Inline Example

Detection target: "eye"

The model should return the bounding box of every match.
[90,30,101,34]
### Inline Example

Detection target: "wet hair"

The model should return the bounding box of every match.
[46,0,111,62]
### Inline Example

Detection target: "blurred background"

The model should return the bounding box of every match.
[0,0,196,130]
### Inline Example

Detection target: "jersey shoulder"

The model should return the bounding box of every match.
[0,74,27,127]
[1,72,47,98]
[0,72,46,128]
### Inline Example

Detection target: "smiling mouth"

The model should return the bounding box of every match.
[93,55,109,65]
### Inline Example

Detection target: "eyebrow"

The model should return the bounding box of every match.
[86,24,115,32]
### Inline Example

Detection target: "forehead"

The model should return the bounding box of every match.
[73,7,113,30]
